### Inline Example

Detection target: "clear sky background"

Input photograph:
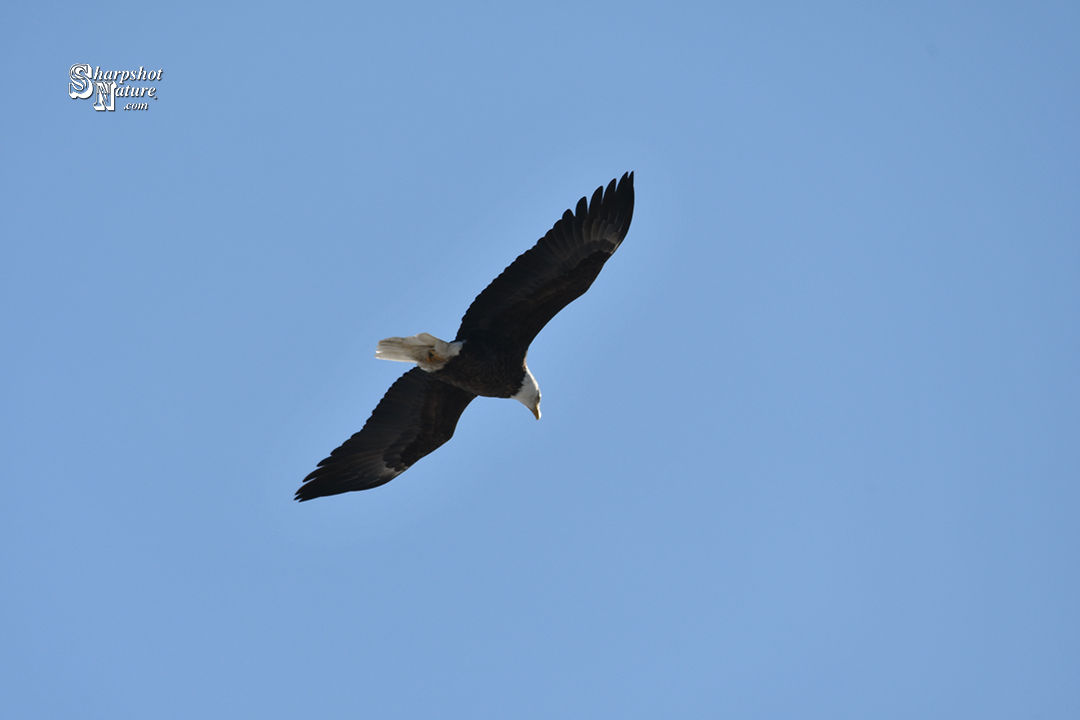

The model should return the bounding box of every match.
[2,2,1078,718]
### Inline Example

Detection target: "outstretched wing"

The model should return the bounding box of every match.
[296,368,477,501]
[455,172,634,347]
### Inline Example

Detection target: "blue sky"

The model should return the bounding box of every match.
[2,1,1078,717]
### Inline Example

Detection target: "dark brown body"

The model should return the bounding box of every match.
[435,333,527,399]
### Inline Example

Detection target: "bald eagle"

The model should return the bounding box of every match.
[295,172,635,501]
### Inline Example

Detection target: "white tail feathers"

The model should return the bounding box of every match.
[375,333,462,372]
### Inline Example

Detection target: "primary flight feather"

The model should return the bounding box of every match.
[296,172,635,501]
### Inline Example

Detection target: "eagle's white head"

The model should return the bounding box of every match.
[511,364,541,420]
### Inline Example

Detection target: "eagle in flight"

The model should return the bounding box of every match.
[296,172,635,501]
